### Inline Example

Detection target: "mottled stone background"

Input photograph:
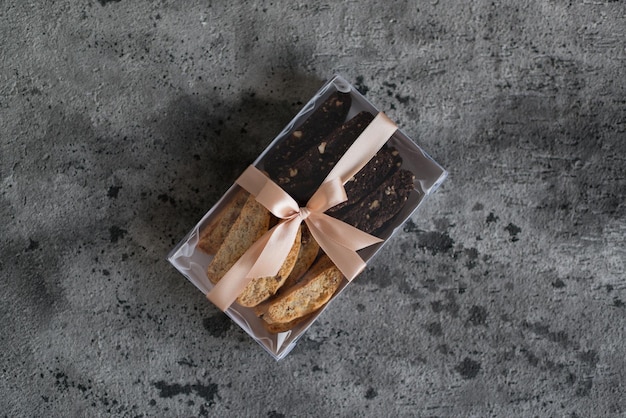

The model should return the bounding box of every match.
[1,1,624,417]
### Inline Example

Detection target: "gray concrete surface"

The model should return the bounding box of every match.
[1,1,625,416]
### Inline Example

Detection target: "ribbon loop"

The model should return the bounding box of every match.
[207,111,398,311]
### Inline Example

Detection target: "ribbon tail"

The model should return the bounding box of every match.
[206,219,302,311]
[307,213,383,251]
[247,218,301,279]
[307,222,368,281]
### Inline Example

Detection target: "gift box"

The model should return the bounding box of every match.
[167,75,447,360]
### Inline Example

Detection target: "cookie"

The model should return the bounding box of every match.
[261,255,344,325]
[272,111,375,203]
[236,227,302,307]
[197,188,249,254]
[281,225,320,289]
[206,194,270,284]
[264,91,351,177]
[336,169,415,234]
[327,145,402,214]
[262,312,317,334]
[252,225,319,316]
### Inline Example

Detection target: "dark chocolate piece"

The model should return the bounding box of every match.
[336,169,415,234]
[272,111,375,204]
[327,145,403,214]
[264,92,351,177]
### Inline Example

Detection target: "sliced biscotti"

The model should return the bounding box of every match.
[335,169,415,234]
[281,225,320,290]
[262,312,317,334]
[264,92,352,177]
[261,255,344,325]
[197,188,249,254]
[271,111,375,204]
[327,145,403,215]
[236,227,302,307]
[206,194,270,284]
[252,226,319,316]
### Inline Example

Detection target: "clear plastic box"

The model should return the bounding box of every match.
[168,75,447,360]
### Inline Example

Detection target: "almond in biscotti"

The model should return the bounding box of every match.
[206,194,270,284]
[236,227,302,307]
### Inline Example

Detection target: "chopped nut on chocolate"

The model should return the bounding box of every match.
[271,111,375,204]
[337,169,415,234]
[264,92,352,178]
[327,145,403,214]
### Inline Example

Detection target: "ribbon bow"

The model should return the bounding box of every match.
[207,112,398,311]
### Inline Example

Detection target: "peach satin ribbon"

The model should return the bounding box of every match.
[207,112,398,311]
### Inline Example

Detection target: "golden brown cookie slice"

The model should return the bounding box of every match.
[281,225,320,289]
[197,188,249,254]
[236,227,302,307]
[262,312,317,334]
[252,226,319,316]
[206,194,270,284]
[261,255,344,325]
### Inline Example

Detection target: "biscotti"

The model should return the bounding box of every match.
[281,225,319,289]
[197,189,249,254]
[264,92,351,177]
[250,226,319,317]
[336,169,415,235]
[270,111,375,203]
[260,255,344,326]
[206,194,270,284]
[236,227,302,307]
[327,145,403,215]
[262,312,317,334]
